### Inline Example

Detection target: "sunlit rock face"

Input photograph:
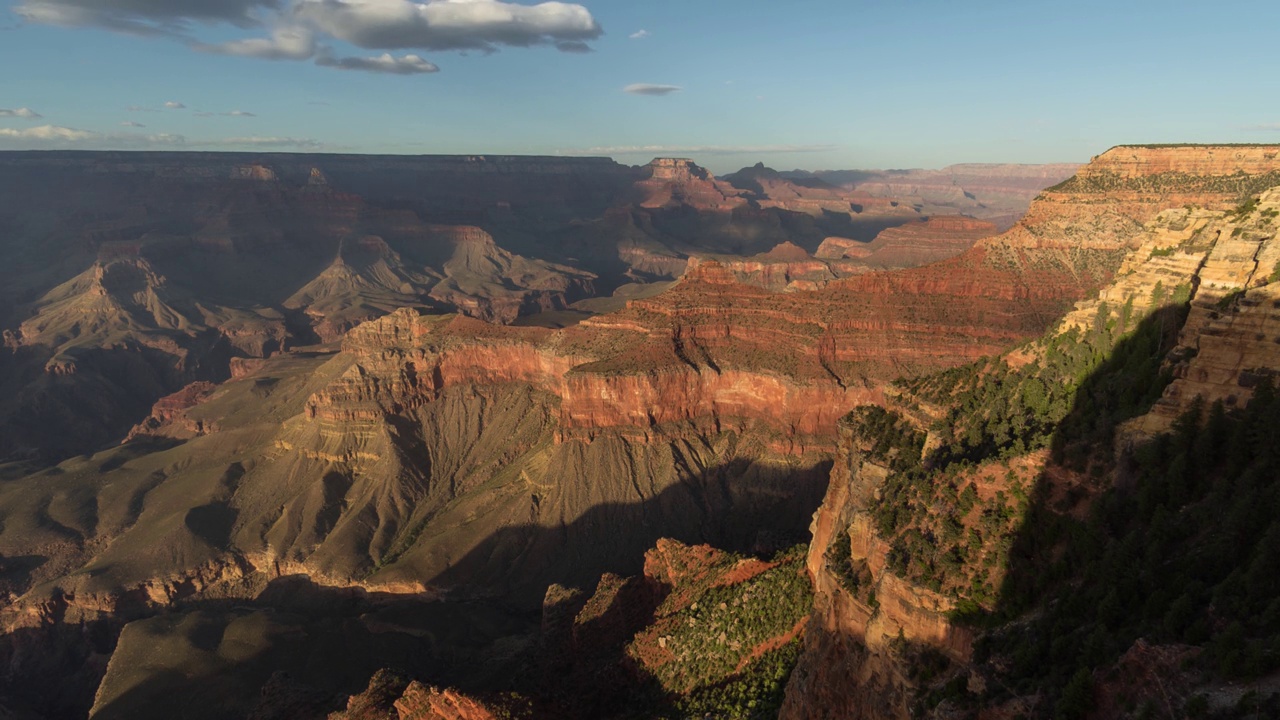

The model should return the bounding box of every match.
[782,148,1280,719]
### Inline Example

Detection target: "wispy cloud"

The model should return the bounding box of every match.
[195,27,315,60]
[121,120,146,127]
[15,0,604,74]
[0,124,324,150]
[0,107,42,119]
[210,136,324,149]
[624,83,681,96]
[315,52,439,75]
[164,100,185,109]
[194,109,257,117]
[629,29,649,39]
[562,144,839,156]
[554,40,591,53]
[1242,123,1280,132]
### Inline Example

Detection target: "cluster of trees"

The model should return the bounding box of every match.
[663,641,801,720]
[836,270,1280,715]
[903,293,1184,469]
[843,296,1186,606]
[823,527,877,607]
[844,405,925,472]
[631,545,810,718]
[983,382,1280,715]
[1050,169,1280,198]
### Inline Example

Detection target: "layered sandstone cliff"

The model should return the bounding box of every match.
[784,169,1280,719]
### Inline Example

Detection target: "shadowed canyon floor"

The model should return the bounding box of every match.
[3,147,1280,719]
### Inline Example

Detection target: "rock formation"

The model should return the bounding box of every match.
[2,146,1275,719]
[786,162,1082,230]
[784,163,1280,718]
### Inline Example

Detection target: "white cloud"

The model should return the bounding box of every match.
[563,144,839,156]
[315,51,439,74]
[121,121,146,127]
[196,27,316,60]
[1243,123,1280,132]
[195,109,258,117]
[17,0,603,74]
[294,0,602,53]
[0,107,43,119]
[164,101,186,109]
[624,83,681,96]
[629,29,648,39]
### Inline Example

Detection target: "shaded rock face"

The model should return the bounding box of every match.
[779,419,959,720]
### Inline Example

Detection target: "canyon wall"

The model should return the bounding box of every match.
[784,149,1280,718]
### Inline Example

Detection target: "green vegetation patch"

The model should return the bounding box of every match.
[983,383,1280,711]
[634,546,811,697]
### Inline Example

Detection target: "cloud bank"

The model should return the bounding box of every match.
[624,83,681,96]
[15,0,604,74]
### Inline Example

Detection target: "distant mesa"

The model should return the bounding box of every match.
[230,163,278,181]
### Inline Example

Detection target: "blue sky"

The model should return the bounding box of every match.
[1,0,1279,172]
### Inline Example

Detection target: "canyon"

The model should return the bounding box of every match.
[1,146,1278,719]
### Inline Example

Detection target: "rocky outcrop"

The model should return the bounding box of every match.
[1080,144,1280,179]
[125,381,219,441]
[1137,187,1280,429]
[633,158,747,211]
[852,215,998,269]
[789,162,1081,229]
[327,672,511,720]
[425,226,597,325]
[780,415,969,720]
[814,236,872,260]
[785,175,1280,719]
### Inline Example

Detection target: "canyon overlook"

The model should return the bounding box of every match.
[2,147,1280,720]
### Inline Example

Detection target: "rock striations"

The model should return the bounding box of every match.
[783,153,1280,719]
[2,146,1278,719]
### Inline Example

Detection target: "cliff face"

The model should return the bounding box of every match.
[634,158,748,211]
[780,419,964,720]
[784,169,1280,718]
[845,216,998,269]
[1134,186,1280,431]
[1080,145,1280,179]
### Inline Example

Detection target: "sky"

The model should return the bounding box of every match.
[2,0,1279,173]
